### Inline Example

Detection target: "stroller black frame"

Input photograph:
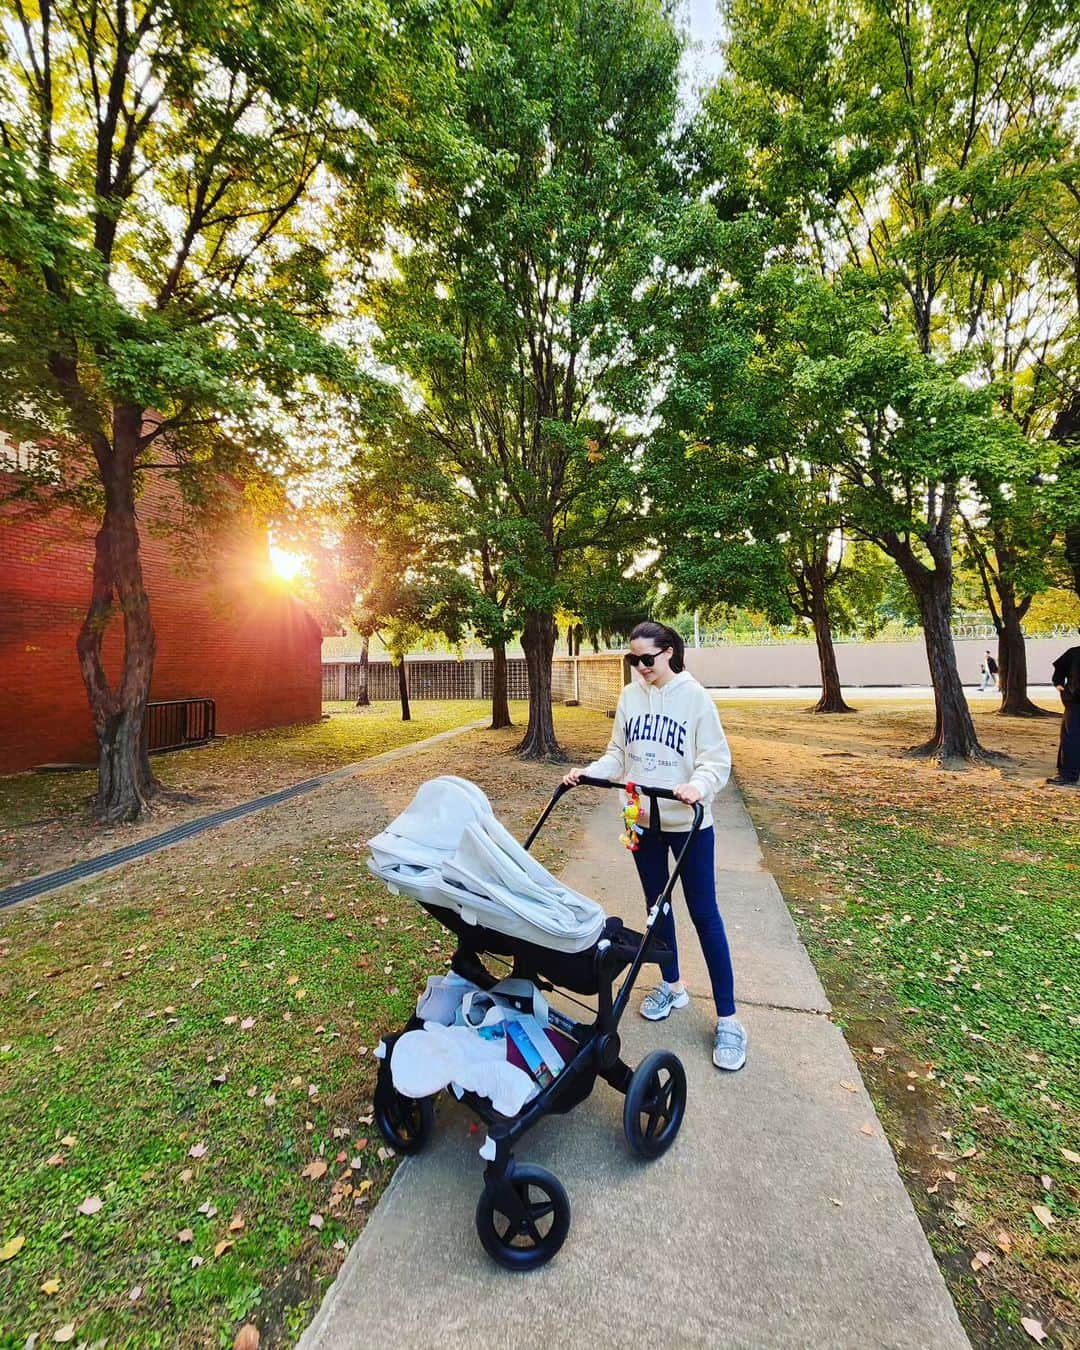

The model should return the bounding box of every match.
[373,777,705,1269]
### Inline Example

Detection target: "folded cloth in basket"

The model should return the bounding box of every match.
[391,1022,538,1117]
[436,815,605,952]
[368,775,493,872]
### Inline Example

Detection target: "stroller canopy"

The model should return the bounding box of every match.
[367,777,606,954]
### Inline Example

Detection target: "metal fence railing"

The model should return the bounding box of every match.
[145,698,216,753]
[322,658,530,704]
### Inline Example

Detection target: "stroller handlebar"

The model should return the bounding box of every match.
[523,777,704,851]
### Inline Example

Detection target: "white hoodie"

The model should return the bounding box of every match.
[584,670,732,830]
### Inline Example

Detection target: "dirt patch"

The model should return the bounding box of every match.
[0,703,493,888]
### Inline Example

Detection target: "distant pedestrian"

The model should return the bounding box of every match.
[1047,638,1080,788]
[979,651,999,691]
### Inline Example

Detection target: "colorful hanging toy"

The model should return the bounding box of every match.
[620,781,644,852]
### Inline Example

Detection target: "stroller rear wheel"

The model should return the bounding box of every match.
[373,1075,435,1155]
[623,1050,686,1159]
[475,1163,570,1270]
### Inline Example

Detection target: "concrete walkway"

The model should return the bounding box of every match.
[300,781,969,1350]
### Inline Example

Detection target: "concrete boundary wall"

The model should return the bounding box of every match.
[683,636,1067,688]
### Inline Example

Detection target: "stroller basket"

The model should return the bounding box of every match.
[371,777,703,1270]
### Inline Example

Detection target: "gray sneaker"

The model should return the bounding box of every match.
[713,1018,747,1071]
[640,982,690,1021]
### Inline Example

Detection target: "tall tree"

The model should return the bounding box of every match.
[366,0,684,758]
[706,0,1078,759]
[0,0,449,820]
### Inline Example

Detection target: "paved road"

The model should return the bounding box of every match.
[300,782,969,1350]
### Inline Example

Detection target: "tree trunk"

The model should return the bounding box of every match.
[490,641,512,730]
[75,405,162,823]
[997,592,1053,717]
[807,571,855,713]
[396,657,411,721]
[518,609,563,759]
[354,634,370,707]
[905,567,989,761]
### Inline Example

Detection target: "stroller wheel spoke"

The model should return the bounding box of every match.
[476,1165,570,1270]
[624,1051,687,1161]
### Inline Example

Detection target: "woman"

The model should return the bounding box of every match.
[563,621,746,1071]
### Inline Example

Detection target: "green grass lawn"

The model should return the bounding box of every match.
[0,702,497,886]
[0,706,601,1348]
[723,699,1080,1345]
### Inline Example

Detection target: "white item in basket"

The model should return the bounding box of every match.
[390,1022,537,1117]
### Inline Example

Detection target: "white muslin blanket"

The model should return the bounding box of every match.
[391,1022,538,1117]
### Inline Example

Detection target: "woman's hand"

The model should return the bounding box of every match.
[562,767,584,787]
[673,783,703,805]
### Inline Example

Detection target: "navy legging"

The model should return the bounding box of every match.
[632,825,736,1017]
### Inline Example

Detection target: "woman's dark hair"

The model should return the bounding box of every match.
[629,620,685,673]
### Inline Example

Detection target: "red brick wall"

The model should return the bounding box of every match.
[0,477,322,774]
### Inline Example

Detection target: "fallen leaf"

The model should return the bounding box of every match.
[970,1251,993,1271]
[829,1197,843,1206]
[77,1195,103,1216]
[927,1180,940,1195]
[839,1080,858,1093]
[355,1179,373,1195]
[222,1015,238,1026]
[179,1168,194,1184]
[959,1147,977,1159]
[354,1138,367,1150]
[189,1255,203,1268]
[228,1213,244,1232]
[1061,1147,1080,1164]
[871,1046,886,1055]
[1032,1205,1055,1229]
[197,1202,218,1218]
[188,1142,207,1159]
[45,1154,65,1167]
[263,1093,277,1108]
[995,1230,1013,1253]
[1040,1174,1053,1191]
[301,1160,328,1181]
[0,1235,25,1261]
[233,1324,260,1350]
[308,1213,324,1230]
[287,975,300,986]
[1020,1317,1048,1344]
[177,1228,195,1243]
[53,1324,76,1343]
[40,1278,60,1295]
[129,1286,142,1301]
[59,1136,76,1148]
[859,1124,875,1137]
[240,1017,255,1031]
[213,1239,234,1258]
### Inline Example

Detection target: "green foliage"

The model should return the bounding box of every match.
[359,0,685,653]
[0,0,454,511]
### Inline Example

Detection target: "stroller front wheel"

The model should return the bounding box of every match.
[623,1050,686,1159]
[475,1163,570,1270]
[373,1075,435,1155]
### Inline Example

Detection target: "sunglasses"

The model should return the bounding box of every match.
[627,649,668,668]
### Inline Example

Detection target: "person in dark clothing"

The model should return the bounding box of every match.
[1047,639,1080,787]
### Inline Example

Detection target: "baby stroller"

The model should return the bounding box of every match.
[368,774,704,1269]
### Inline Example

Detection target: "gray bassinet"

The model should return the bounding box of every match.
[367,776,605,954]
